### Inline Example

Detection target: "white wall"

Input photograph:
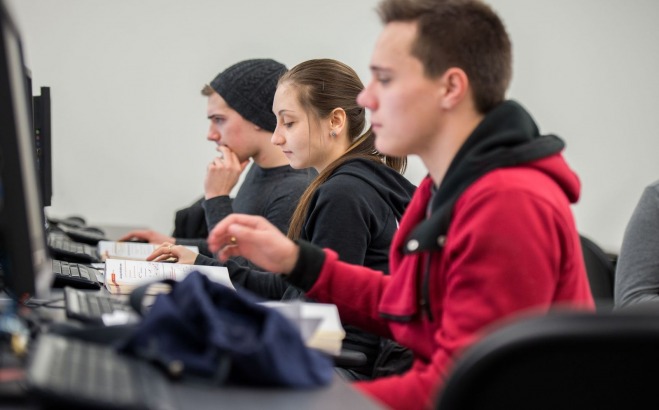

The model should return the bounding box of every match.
[7,0,659,253]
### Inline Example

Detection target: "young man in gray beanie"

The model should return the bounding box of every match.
[121,59,313,257]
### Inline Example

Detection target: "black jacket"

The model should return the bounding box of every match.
[196,157,416,376]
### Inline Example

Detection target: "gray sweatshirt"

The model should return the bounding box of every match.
[614,179,659,307]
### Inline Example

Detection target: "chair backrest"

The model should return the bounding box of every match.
[580,234,615,309]
[435,308,659,410]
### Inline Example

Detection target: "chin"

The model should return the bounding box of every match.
[288,160,304,170]
[375,138,402,157]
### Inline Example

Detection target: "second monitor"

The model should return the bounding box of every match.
[33,86,52,208]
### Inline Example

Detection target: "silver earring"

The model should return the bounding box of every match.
[330,130,337,137]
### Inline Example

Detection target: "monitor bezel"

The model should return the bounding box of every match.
[0,0,53,301]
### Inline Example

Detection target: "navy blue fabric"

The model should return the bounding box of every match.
[118,271,333,388]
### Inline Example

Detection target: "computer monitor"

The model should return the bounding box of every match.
[0,0,52,300]
[33,86,52,207]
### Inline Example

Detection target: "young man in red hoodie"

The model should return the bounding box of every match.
[208,0,595,408]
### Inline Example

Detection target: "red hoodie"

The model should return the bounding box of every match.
[305,153,595,409]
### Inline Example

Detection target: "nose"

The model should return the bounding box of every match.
[207,124,220,142]
[271,126,285,146]
[357,81,377,111]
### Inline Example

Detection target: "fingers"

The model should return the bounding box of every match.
[208,214,268,252]
[215,146,238,166]
[216,242,241,262]
[118,230,145,241]
[146,242,178,262]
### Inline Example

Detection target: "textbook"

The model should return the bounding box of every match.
[97,240,199,261]
[262,301,346,355]
[104,258,233,295]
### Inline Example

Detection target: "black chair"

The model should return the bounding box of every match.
[580,234,615,310]
[435,307,659,409]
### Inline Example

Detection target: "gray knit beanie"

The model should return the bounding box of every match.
[210,59,287,133]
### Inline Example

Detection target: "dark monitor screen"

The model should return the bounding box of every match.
[33,87,52,208]
[0,1,52,300]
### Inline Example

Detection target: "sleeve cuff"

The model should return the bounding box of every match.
[286,240,326,292]
[194,254,222,266]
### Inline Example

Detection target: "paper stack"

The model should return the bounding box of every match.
[97,240,199,261]
[263,301,346,356]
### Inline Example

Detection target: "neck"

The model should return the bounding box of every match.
[314,136,352,173]
[421,109,484,187]
[251,130,290,169]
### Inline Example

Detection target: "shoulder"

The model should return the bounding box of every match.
[316,172,374,200]
[642,180,659,200]
[454,167,576,235]
[321,159,384,195]
[629,179,659,220]
[467,166,568,206]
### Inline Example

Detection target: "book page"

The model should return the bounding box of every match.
[104,259,233,294]
[97,240,199,261]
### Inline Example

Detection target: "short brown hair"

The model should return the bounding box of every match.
[200,84,214,96]
[377,0,512,113]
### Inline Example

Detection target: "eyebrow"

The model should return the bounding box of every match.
[369,65,393,75]
[277,109,293,116]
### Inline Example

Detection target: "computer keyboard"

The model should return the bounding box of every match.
[52,259,102,290]
[47,233,101,263]
[27,333,177,410]
[63,287,131,324]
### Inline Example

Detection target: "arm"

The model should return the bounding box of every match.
[194,250,292,299]
[223,259,291,300]
[176,238,211,257]
[615,181,659,307]
[202,195,233,232]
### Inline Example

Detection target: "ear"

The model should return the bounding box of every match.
[438,67,469,110]
[328,108,347,137]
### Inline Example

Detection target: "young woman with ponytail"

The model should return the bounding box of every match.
[153,58,415,380]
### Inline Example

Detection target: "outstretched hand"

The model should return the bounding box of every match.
[208,214,299,274]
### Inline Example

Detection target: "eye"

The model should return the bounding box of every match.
[280,117,294,128]
[211,116,224,124]
[376,75,391,85]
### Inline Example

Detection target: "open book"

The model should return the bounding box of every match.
[262,301,346,356]
[97,240,199,261]
[104,258,233,295]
